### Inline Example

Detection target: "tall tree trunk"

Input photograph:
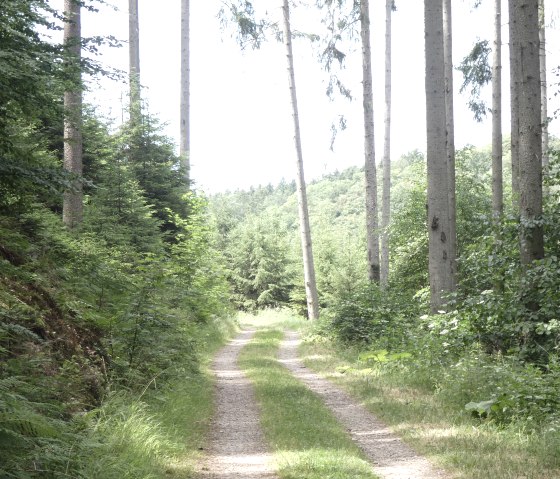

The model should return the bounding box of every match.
[361,0,380,283]
[492,0,503,220]
[180,0,191,185]
[129,0,141,123]
[442,0,457,291]
[282,0,320,320]
[63,0,83,229]
[425,0,452,312]
[509,0,520,206]
[380,0,392,288]
[539,0,548,172]
[510,0,544,267]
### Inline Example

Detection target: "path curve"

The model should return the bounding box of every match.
[278,330,450,479]
[198,330,279,479]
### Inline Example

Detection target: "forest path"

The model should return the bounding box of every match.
[278,330,450,479]
[197,329,279,479]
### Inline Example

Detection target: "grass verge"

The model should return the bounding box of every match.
[239,328,379,479]
[300,338,560,479]
[80,317,237,479]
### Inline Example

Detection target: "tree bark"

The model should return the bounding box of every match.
[425,0,452,312]
[510,0,544,267]
[180,0,191,185]
[509,0,520,206]
[443,0,457,291]
[63,0,83,229]
[129,0,141,123]
[282,0,320,320]
[361,0,380,283]
[492,0,503,220]
[380,0,392,288]
[539,0,548,172]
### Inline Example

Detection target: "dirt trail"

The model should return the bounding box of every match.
[278,330,451,479]
[198,330,279,479]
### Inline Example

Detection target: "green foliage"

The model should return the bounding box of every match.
[226,216,295,311]
[0,108,229,479]
[457,39,492,122]
[121,115,190,237]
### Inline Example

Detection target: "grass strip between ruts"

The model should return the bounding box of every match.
[238,328,380,479]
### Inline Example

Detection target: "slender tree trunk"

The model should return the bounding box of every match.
[180,0,191,185]
[425,0,452,312]
[129,0,141,123]
[361,0,380,283]
[63,0,83,229]
[492,0,503,220]
[509,0,520,206]
[282,0,319,320]
[510,0,544,267]
[380,0,392,288]
[443,0,457,291]
[539,0,549,172]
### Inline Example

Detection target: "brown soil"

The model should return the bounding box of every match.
[198,330,279,479]
[278,330,452,479]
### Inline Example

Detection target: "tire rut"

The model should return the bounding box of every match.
[198,330,279,479]
[277,330,451,479]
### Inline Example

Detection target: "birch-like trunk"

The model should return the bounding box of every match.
[180,0,191,185]
[539,0,549,172]
[510,0,544,266]
[425,0,452,312]
[492,0,503,220]
[443,0,457,291]
[380,0,392,288]
[129,0,141,123]
[361,0,380,283]
[63,0,83,229]
[282,0,319,320]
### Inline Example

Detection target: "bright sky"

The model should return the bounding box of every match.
[76,0,560,193]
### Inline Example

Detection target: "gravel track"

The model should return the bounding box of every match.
[198,330,279,479]
[278,330,451,479]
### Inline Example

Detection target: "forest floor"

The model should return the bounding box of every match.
[197,327,450,479]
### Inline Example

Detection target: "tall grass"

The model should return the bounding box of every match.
[76,317,237,479]
[301,338,560,479]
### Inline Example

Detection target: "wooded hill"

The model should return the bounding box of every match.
[211,144,511,316]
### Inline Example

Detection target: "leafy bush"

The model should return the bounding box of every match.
[328,284,418,350]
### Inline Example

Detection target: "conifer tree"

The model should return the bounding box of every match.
[425,0,452,312]
[63,0,83,229]
[180,0,191,186]
[361,0,380,283]
[283,0,320,320]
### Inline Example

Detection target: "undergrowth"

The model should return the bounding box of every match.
[0,203,234,478]
[301,334,560,479]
